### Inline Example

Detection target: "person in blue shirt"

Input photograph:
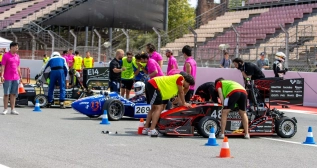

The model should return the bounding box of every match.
[133,53,149,83]
[129,81,146,103]
[41,52,69,109]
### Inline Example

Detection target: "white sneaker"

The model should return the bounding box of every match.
[1,109,8,115]
[142,128,150,135]
[244,133,250,139]
[148,129,159,137]
[218,134,225,139]
[11,109,19,115]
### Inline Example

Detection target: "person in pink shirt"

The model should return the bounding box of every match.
[1,42,22,115]
[182,45,197,102]
[146,43,163,68]
[165,49,178,74]
[140,53,164,79]
[66,48,74,68]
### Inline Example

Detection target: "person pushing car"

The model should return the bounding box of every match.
[214,77,250,139]
[194,82,218,103]
[142,72,195,137]
[42,52,69,109]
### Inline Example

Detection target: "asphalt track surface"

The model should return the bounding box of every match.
[0,89,317,168]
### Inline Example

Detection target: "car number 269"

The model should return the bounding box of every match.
[135,105,151,114]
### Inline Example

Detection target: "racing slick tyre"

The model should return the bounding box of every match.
[103,98,125,121]
[197,116,220,138]
[33,94,48,107]
[275,117,297,138]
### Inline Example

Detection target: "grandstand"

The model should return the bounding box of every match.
[0,0,316,71]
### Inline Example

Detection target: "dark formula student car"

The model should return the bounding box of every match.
[155,78,298,138]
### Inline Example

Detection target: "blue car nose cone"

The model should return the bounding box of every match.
[71,100,81,112]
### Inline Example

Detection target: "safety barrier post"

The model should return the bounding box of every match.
[189,27,197,59]
[69,30,77,52]
[121,29,129,52]
[232,25,240,58]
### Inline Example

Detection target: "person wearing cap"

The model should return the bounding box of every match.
[273,52,288,78]
[42,51,69,109]
[256,52,269,70]
[166,49,178,74]
[219,51,232,68]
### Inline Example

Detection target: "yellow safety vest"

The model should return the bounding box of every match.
[83,57,93,68]
[43,57,49,65]
[73,55,83,70]
[153,74,182,100]
[0,54,3,62]
[132,60,147,71]
[121,57,135,79]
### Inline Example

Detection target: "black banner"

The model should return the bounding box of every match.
[83,67,109,89]
[269,78,304,105]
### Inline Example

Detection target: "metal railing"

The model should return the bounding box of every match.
[229,0,317,9]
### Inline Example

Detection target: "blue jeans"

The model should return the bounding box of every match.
[109,80,120,93]
[3,80,19,96]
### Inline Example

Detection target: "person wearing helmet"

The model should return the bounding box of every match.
[273,52,288,78]
[129,81,146,103]
[42,51,69,109]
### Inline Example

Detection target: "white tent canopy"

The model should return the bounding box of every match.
[0,37,12,52]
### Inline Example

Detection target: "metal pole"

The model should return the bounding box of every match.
[109,28,112,58]
[85,26,89,53]
[47,30,54,53]
[121,29,129,52]
[69,30,77,52]
[28,32,36,60]
[10,31,17,42]
[232,25,240,58]
[91,27,95,48]
[188,27,197,59]
[164,0,169,31]
[280,24,289,68]
[93,29,101,62]
[152,27,161,53]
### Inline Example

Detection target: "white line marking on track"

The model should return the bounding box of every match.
[0,163,10,168]
[0,97,2,99]
[261,137,317,147]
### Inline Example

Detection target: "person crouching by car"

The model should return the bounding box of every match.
[214,77,250,139]
[142,73,195,137]
[42,52,69,109]
[194,82,218,103]
[129,81,146,103]
[273,52,288,78]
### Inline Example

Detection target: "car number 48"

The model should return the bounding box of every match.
[135,106,151,114]
[211,110,222,119]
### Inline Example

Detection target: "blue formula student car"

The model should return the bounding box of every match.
[71,91,155,120]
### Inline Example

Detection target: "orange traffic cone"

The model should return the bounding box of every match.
[18,83,26,94]
[217,137,233,158]
[137,118,144,135]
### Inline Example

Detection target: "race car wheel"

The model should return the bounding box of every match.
[197,116,220,138]
[103,99,125,121]
[33,94,48,107]
[275,117,297,138]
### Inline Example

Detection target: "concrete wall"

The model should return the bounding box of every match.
[21,59,317,107]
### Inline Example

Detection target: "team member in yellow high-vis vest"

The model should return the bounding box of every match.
[43,54,49,65]
[120,52,136,99]
[82,51,94,69]
[73,51,83,72]
[142,72,195,136]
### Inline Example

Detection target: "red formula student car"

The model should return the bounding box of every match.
[155,78,298,138]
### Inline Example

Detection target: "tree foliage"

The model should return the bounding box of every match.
[168,0,196,32]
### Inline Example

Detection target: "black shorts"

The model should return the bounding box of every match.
[121,79,134,90]
[185,89,194,102]
[223,92,247,111]
[145,82,168,105]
